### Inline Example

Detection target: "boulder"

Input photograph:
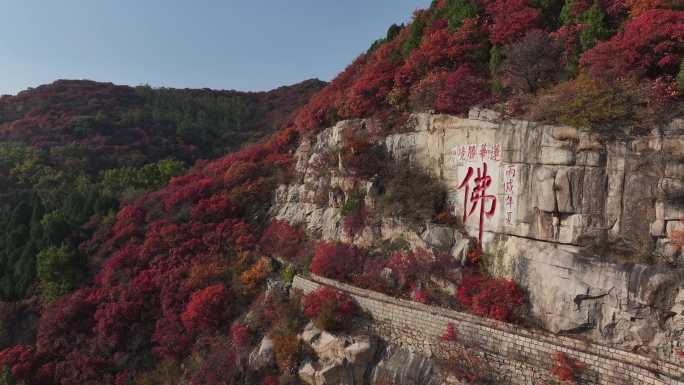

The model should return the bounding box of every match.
[316,362,354,385]
[298,322,377,385]
[298,362,317,385]
[421,223,456,252]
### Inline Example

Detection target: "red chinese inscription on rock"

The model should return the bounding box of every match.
[458,162,497,245]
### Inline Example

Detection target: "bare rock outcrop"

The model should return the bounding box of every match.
[298,322,377,385]
[273,109,684,361]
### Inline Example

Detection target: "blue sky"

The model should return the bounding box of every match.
[0,0,430,95]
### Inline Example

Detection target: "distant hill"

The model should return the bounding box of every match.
[0,78,325,301]
[0,78,326,161]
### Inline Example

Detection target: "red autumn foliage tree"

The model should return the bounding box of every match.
[385,248,434,291]
[181,284,232,334]
[343,43,400,118]
[580,9,684,79]
[456,272,525,322]
[394,18,489,98]
[293,55,368,131]
[483,0,541,45]
[260,219,305,261]
[302,287,357,331]
[230,323,250,350]
[0,344,37,381]
[190,193,237,223]
[434,65,491,114]
[310,241,366,280]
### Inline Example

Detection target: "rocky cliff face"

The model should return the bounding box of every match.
[272,108,684,361]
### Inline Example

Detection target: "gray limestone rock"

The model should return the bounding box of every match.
[533,166,557,213]
[421,223,456,252]
[371,346,438,385]
[271,109,684,358]
[298,322,377,385]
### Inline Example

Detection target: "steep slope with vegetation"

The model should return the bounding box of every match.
[0,79,324,302]
[0,0,683,384]
[294,0,684,135]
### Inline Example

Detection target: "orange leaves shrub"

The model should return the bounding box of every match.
[530,75,639,130]
[184,260,229,291]
[627,0,675,16]
[432,209,460,226]
[272,333,301,372]
[239,257,273,292]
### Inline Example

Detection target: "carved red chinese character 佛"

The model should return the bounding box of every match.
[458,162,497,245]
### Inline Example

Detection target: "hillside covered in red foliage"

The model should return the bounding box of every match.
[1,0,683,384]
[292,0,684,134]
[1,78,326,159]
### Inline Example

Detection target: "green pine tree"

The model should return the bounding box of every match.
[579,3,611,51]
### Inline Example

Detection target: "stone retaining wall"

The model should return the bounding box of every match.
[293,275,684,385]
